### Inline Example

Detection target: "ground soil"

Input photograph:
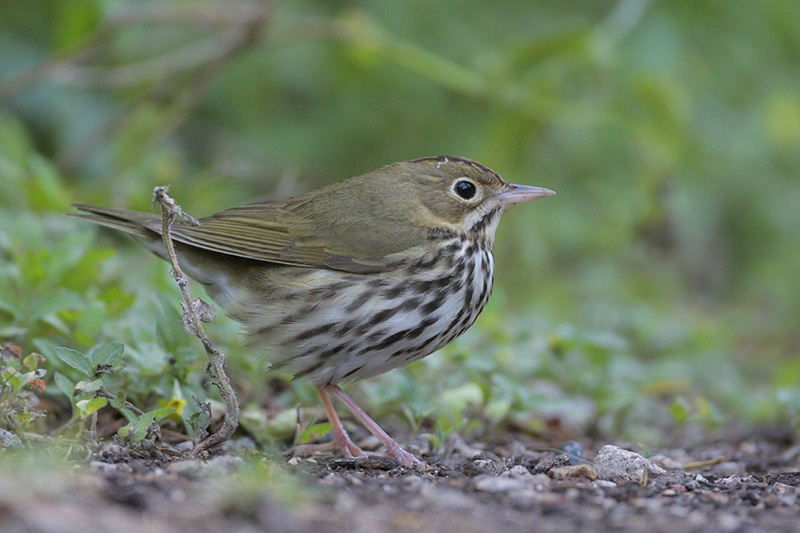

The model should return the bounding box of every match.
[2,427,799,532]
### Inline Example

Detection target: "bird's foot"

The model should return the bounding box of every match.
[382,444,424,468]
[326,384,424,469]
[292,431,366,459]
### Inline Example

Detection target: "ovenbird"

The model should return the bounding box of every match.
[72,156,554,466]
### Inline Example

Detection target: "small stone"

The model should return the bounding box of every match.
[530,453,571,475]
[712,461,745,477]
[287,457,302,466]
[592,445,665,483]
[716,475,742,490]
[549,464,598,481]
[765,472,800,487]
[0,429,23,449]
[560,441,583,466]
[463,459,500,476]
[502,465,534,479]
[772,483,800,506]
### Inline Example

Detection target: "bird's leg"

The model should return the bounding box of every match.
[326,384,423,468]
[293,385,365,458]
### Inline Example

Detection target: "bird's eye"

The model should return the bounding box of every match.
[453,179,477,200]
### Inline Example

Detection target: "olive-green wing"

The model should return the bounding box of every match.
[75,167,433,274]
[140,201,402,274]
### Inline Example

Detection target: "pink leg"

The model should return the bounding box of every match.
[326,384,423,468]
[293,386,365,458]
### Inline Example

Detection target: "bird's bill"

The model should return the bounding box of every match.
[497,184,556,205]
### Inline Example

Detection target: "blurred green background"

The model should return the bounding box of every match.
[1,0,799,445]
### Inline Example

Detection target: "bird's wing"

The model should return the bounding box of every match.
[142,201,412,274]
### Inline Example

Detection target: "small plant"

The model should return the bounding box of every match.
[0,343,48,441]
[52,341,176,444]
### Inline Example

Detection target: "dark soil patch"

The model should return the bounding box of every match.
[2,429,799,532]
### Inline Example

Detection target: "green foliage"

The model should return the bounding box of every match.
[0,344,47,437]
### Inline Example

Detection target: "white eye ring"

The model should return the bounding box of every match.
[452,178,478,201]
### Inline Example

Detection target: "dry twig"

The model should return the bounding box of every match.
[152,186,240,457]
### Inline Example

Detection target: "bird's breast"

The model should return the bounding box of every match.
[250,236,496,385]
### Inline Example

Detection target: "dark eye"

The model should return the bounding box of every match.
[453,179,477,200]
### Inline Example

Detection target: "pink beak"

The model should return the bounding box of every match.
[497,183,556,205]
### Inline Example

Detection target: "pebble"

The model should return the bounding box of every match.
[463,459,500,476]
[560,441,583,466]
[712,461,745,477]
[772,483,800,506]
[0,429,22,448]
[502,465,534,479]
[549,464,598,481]
[531,453,571,474]
[592,445,665,483]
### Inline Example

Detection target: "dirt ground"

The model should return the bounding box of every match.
[2,427,799,533]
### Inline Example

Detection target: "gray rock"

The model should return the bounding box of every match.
[592,445,665,483]
[0,429,23,448]
[501,465,534,479]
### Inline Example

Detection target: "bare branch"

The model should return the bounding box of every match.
[152,186,240,457]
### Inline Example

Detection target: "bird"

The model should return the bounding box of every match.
[71,155,554,467]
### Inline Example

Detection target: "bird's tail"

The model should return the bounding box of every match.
[68,205,160,239]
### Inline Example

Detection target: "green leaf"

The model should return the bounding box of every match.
[110,391,127,410]
[75,378,103,394]
[87,396,108,414]
[669,398,690,425]
[79,396,108,415]
[53,371,75,398]
[154,407,177,420]
[54,347,94,378]
[132,411,157,442]
[2,368,22,390]
[88,342,125,366]
[298,422,332,444]
[22,353,39,370]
